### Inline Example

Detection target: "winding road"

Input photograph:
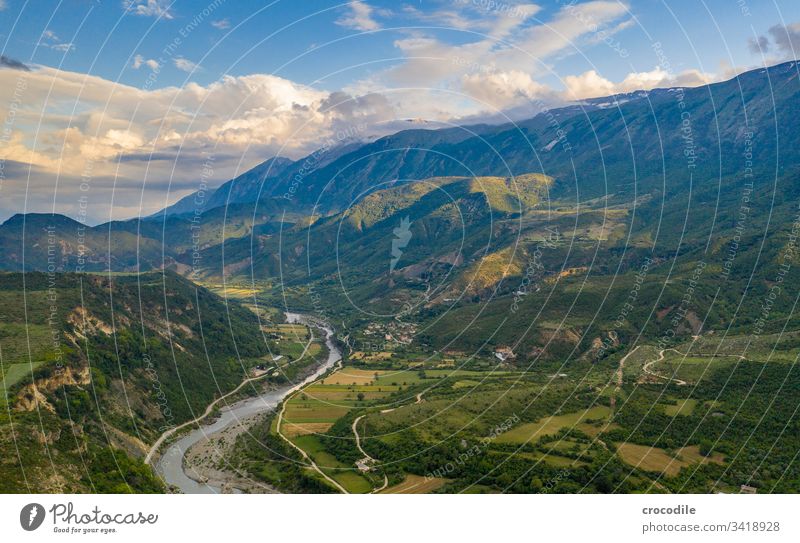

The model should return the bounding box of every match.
[610,345,640,411]
[276,387,348,494]
[642,348,688,386]
[352,415,388,493]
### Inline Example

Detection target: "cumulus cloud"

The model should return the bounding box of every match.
[132,55,161,71]
[336,1,382,32]
[563,70,616,100]
[461,70,549,109]
[211,18,230,30]
[344,0,723,123]
[563,66,714,100]
[0,0,734,222]
[0,65,398,222]
[123,0,174,20]
[341,0,635,118]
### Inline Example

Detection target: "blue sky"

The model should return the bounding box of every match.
[1,0,799,222]
[2,1,798,91]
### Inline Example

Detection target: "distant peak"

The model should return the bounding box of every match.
[2,212,81,228]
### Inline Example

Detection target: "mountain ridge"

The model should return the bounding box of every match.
[1,60,798,275]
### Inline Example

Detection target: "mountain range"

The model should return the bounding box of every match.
[1,61,799,363]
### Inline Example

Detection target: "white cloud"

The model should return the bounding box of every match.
[123,0,174,20]
[563,66,714,100]
[211,18,230,30]
[132,54,160,70]
[0,0,738,222]
[173,57,199,72]
[403,3,540,38]
[0,0,7,11]
[461,70,548,109]
[41,29,59,43]
[0,65,397,221]
[50,43,76,53]
[38,29,74,52]
[345,0,712,114]
[563,70,616,100]
[401,5,474,31]
[377,1,628,90]
[336,1,381,32]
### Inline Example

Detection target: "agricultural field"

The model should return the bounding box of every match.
[288,434,375,494]
[379,474,449,494]
[614,443,725,477]
[348,347,481,370]
[275,367,460,493]
[202,283,260,299]
[233,326,800,494]
[259,322,325,380]
[494,406,611,444]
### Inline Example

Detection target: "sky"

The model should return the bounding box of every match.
[1,0,799,224]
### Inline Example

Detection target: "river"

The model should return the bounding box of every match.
[154,313,341,493]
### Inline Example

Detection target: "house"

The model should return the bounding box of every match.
[494,346,516,362]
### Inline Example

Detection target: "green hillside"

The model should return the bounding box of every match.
[0,271,269,492]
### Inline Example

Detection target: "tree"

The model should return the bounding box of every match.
[357,392,365,402]
[699,439,714,457]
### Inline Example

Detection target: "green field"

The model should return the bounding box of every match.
[0,361,45,405]
[495,406,611,444]
[663,398,698,416]
[290,435,373,493]
[652,353,736,383]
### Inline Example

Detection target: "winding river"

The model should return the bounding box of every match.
[154,313,341,493]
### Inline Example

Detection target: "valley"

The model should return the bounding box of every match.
[158,280,800,494]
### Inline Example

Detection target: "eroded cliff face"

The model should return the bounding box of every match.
[67,306,114,336]
[15,364,91,413]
